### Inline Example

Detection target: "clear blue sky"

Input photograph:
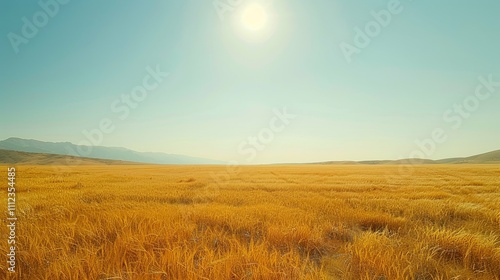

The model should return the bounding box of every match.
[1,0,499,163]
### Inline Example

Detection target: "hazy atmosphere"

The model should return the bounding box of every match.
[2,2,500,279]
[2,0,500,164]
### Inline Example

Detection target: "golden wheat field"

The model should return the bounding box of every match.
[1,164,500,280]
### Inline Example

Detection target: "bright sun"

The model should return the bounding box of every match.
[241,3,268,31]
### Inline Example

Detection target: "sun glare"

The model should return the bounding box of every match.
[241,3,268,31]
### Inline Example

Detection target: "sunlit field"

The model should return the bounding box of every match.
[1,165,500,280]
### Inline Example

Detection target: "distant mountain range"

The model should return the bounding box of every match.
[0,138,223,165]
[0,149,136,165]
[0,137,499,165]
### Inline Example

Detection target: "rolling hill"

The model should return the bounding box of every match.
[0,137,223,165]
[315,150,500,165]
[0,149,136,165]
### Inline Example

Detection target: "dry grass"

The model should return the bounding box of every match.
[1,164,499,279]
